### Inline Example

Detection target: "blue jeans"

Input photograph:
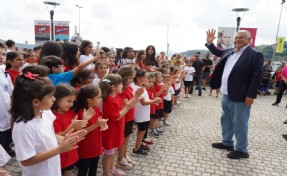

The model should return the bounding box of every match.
[221,95,251,153]
[193,74,202,95]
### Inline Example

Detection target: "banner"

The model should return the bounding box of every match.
[240,28,257,48]
[54,21,70,42]
[34,20,70,45]
[276,37,285,53]
[217,27,236,49]
[34,20,51,46]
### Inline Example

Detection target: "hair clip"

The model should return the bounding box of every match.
[24,72,39,80]
[102,79,111,83]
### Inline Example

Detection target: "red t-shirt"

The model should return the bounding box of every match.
[146,88,156,115]
[102,95,125,150]
[275,71,283,82]
[77,107,103,158]
[136,61,146,70]
[6,69,21,84]
[154,84,164,110]
[119,86,135,122]
[52,110,79,168]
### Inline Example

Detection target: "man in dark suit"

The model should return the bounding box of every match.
[205,29,263,159]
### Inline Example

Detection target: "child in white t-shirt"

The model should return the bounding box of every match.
[183,60,195,98]
[163,74,175,126]
[11,73,86,176]
[132,70,161,156]
[79,40,99,70]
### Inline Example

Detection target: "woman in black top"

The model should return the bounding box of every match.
[144,45,159,70]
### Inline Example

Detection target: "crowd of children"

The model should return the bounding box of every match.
[0,40,216,176]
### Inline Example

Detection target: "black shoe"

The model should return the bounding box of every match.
[140,144,150,152]
[227,150,249,159]
[212,142,234,151]
[132,148,148,156]
[202,87,206,90]
[283,120,287,124]
[272,102,279,106]
[198,94,202,96]
[282,134,287,141]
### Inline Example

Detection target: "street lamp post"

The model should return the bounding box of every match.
[232,8,249,31]
[44,1,60,41]
[271,0,286,63]
[76,5,83,38]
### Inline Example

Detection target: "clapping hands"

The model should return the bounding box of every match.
[96,117,109,131]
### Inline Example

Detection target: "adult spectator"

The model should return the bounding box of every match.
[192,53,204,96]
[144,45,159,71]
[272,64,287,107]
[206,29,263,159]
[202,52,213,90]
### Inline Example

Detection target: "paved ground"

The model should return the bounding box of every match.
[3,90,287,176]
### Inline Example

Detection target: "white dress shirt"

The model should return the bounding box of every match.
[221,45,249,95]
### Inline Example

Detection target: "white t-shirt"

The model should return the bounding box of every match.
[12,112,61,176]
[79,54,95,70]
[174,74,181,90]
[164,86,175,101]
[0,145,11,166]
[183,66,195,81]
[132,85,150,123]
[0,67,13,131]
[92,76,101,86]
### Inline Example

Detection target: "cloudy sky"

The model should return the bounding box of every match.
[0,0,286,53]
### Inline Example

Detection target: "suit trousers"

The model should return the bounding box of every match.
[221,95,251,153]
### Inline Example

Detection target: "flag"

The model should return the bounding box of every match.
[276,37,285,53]
[239,28,257,48]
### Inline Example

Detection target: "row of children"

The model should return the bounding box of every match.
[0,40,203,176]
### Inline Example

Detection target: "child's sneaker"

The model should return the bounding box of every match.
[163,120,170,126]
[173,105,179,109]
[158,121,163,127]
[151,129,160,138]
[132,148,148,156]
[110,167,125,176]
[125,156,136,166]
[115,158,133,170]
[156,127,164,133]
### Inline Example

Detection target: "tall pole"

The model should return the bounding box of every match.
[236,17,241,31]
[50,10,54,41]
[232,8,249,32]
[76,5,83,39]
[44,2,60,41]
[271,1,285,63]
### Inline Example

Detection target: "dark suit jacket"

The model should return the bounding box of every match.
[205,43,263,102]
